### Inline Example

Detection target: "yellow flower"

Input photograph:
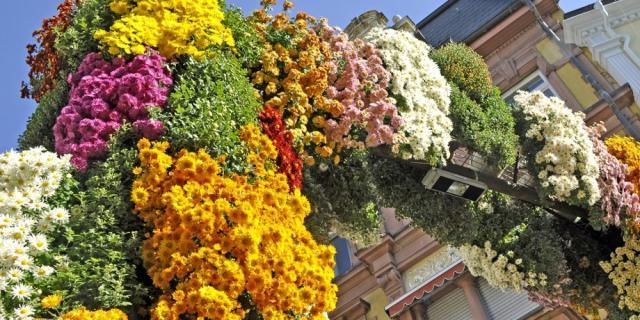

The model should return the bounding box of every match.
[95,0,234,58]
[60,307,128,320]
[41,294,63,309]
[132,126,337,319]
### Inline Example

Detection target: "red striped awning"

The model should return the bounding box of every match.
[385,261,466,318]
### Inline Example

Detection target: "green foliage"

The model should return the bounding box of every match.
[303,151,381,246]
[449,85,518,168]
[18,80,68,151]
[431,43,518,169]
[430,42,494,100]
[223,5,264,69]
[55,0,115,73]
[158,51,260,173]
[42,128,152,318]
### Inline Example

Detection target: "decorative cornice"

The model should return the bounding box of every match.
[564,0,640,47]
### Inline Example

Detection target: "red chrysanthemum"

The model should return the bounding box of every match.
[259,105,303,190]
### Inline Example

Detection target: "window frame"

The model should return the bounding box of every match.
[502,70,558,102]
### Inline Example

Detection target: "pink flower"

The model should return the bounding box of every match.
[54,52,172,170]
[315,23,402,149]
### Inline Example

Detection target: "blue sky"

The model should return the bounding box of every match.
[0,0,596,152]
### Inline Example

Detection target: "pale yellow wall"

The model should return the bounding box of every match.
[556,64,600,108]
[535,33,600,109]
[536,38,564,64]
[631,102,640,116]
[364,288,391,320]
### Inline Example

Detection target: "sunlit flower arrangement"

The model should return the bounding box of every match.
[316,22,403,151]
[601,235,640,314]
[459,242,547,291]
[16,0,640,318]
[95,0,235,58]
[0,148,71,319]
[131,125,337,319]
[365,28,452,164]
[53,52,172,170]
[588,124,640,228]
[514,91,600,207]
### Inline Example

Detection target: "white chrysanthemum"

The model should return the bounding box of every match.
[33,265,54,279]
[7,268,23,282]
[27,234,48,252]
[14,255,33,270]
[13,304,34,318]
[365,28,452,164]
[0,148,71,309]
[458,242,545,291]
[11,284,33,300]
[514,91,601,206]
[48,207,69,223]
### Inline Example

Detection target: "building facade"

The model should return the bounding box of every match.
[330,0,640,319]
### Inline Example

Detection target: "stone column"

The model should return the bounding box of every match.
[455,274,489,320]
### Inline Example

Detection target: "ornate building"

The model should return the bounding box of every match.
[330,0,640,319]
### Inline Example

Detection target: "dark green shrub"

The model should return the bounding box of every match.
[157,51,260,173]
[431,43,518,169]
[303,151,381,245]
[431,42,494,100]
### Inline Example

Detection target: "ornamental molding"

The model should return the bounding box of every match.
[402,246,460,291]
[563,0,640,105]
[564,0,640,47]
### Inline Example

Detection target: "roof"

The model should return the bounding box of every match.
[416,0,522,47]
[385,260,466,317]
[564,0,619,19]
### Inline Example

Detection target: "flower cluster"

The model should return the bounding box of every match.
[131,125,337,319]
[365,28,452,164]
[251,5,344,165]
[0,148,71,319]
[22,0,79,101]
[459,242,547,291]
[606,135,640,195]
[588,124,640,228]
[600,235,640,314]
[259,105,304,190]
[94,0,235,58]
[54,52,172,171]
[60,307,128,320]
[514,91,600,207]
[316,23,402,150]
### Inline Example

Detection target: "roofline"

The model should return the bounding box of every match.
[415,0,525,46]
[415,0,459,29]
[564,0,618,19]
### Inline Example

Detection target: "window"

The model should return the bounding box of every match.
[503,71,557,105]
[332,237,353,276]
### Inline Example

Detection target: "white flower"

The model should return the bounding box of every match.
[49,207,69,223]
[514,91,600,206]
[7,268,23,282]
[27,234,48,252]
[13,305,34,318]
[14,255,33,270]
[366,28,452,164]
[11,284,32,300]
[33,265,54,279]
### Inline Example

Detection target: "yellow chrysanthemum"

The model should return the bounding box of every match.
[132,124,337,319]
[95,0,235,58]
